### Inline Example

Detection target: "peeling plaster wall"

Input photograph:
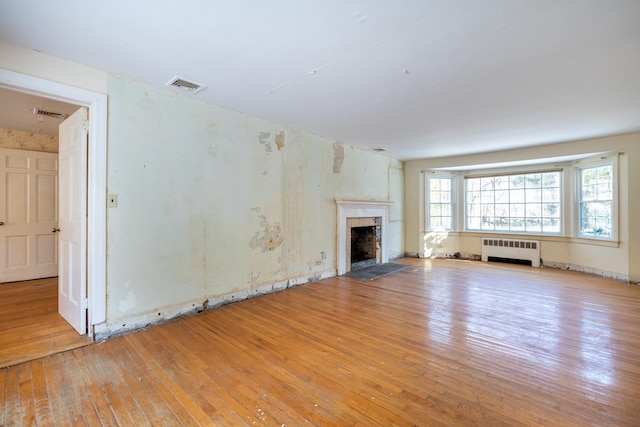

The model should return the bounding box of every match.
[404,133,640,282]
[0,128,58,153]
[106,75,405,323]
[0,41,405,336]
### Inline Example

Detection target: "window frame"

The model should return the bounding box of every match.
[575,157,618,241]
[463,168,564,235]
[422,152,619,242]
[425,173,455,232]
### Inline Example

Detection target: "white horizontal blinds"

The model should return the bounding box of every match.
[465,171,561,233]
[579,163,613,238]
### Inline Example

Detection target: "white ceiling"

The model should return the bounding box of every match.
[0,87,79,136]
[1,0,639,160]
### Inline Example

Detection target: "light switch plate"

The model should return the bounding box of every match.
[107,194,118,207]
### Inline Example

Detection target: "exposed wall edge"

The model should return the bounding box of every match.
[542,261,634,284]
[93,269,336,341]
[422,252,481,261]
[407,252,637,284]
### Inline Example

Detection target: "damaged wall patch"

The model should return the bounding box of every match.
[258,131,272,153]
[333,142,344,173]
[275,131,285,150]
[250,215,284,252]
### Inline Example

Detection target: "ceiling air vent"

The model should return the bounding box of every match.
[166,76,207,94]
[32,108,66,120]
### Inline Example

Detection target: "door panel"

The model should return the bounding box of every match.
[0,148,59,282]
[57,107,87,335]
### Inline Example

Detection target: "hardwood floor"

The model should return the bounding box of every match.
[0,278,92,369]
[2,259,640,425]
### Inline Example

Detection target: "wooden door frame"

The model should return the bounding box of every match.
[0,69,107,338]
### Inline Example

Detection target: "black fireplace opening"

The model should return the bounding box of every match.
[351,225,378,270]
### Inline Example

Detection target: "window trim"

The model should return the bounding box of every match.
[421,152,619,241]
[424,172,455,232]
[574,155,618,241]
[463,169,564,235]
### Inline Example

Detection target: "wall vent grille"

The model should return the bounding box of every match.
[33,108,66,120]
[166,76,207,94]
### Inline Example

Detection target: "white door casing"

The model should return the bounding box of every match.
[58,107,88,334]
[0,69,108,338]
[0,149,59,282]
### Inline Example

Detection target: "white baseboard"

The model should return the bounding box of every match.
[93,269,335,341]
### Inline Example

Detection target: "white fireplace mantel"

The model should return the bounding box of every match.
[336,200,392,275]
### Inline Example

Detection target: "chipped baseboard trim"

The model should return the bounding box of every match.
[93,269,335,341]
[404,253,637,284]
[541,262,633,284]
[404,252,422,258]
[411,252,480,261]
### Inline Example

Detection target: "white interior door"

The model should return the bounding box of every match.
[58,107,88,334]
[0,148,59,283]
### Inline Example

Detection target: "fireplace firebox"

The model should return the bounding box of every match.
[345,216,381,272]
[351,226,377,263]
[349,218,382,270]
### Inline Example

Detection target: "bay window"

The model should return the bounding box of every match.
[423,152,617,241]
[465,171,561,234]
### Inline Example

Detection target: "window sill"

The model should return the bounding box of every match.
[568,236,620,248]
[455,231,620,248]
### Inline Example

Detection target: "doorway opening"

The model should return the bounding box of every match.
[0,69,107,342]
[0,89,77,283]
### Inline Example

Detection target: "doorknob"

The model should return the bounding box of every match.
[0,221,4,225]
[52,227,60,233]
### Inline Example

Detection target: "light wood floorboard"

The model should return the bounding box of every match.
[2,259,640,425]
[0,278,92,369]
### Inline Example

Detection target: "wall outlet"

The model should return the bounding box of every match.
[107,194,118,207]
